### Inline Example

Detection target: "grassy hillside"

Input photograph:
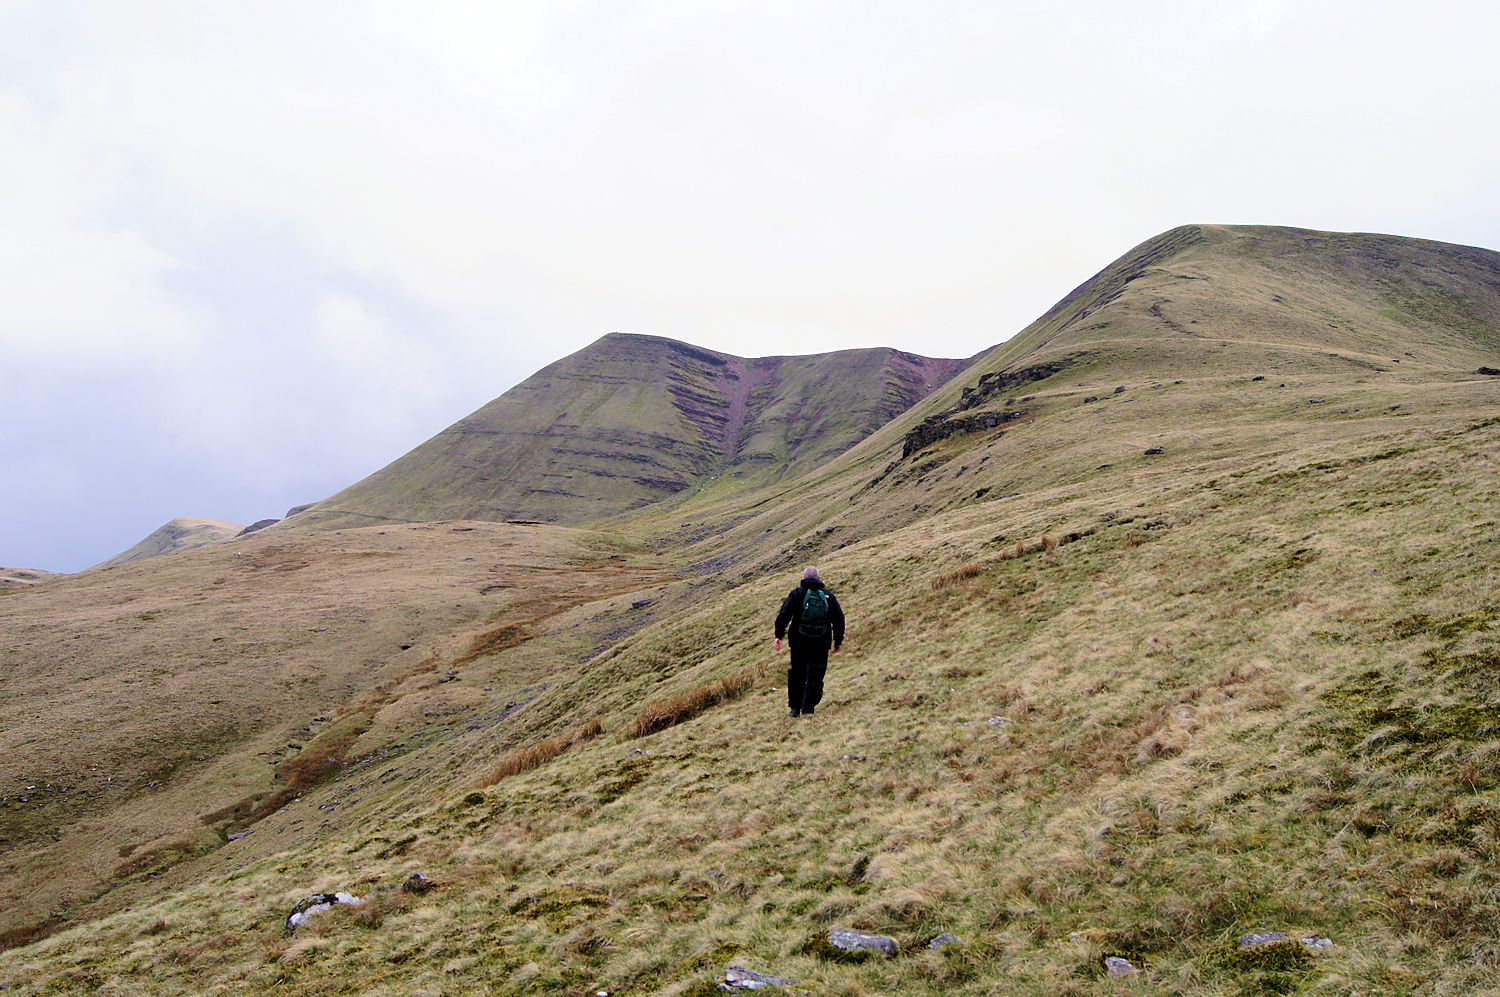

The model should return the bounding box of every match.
[0,522,673,950]
[0,568,58,589]
[89,518,246,570]
[289,333,972,531]
[2,225,1499,995]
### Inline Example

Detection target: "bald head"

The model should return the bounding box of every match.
[803,566,820,580]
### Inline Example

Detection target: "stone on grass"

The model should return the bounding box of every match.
[284,892,363,933]
[402,872,435,894]
[928,933,963,950]
[1104,955,1141,976]
[827,928,898,958]
[1239,931,1287,949]
[721,965,799,989]
[1239,931,1334,952]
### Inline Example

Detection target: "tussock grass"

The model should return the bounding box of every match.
[621,666,762,740]
[475,719,605,788]
[929,562,984,590]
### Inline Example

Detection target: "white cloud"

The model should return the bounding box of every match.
[0,95,201,358]
[1,0,1497,570]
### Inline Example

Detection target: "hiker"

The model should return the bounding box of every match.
[774,566,845,717]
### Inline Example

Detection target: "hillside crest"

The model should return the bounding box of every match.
[287,332,976,530]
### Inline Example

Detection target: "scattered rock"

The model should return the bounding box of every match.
[827,928,898,958]
[402,872,436,894]
[632,598,653,609]
[1238,931,1334,952]
[1238,931,1286,949]
[1114,385,1126,394]
[1478,367,1500,375]
[1144,447,1165,455]
[721,965,799,989]
[1308,398,1326,404]
[1104,955,1141,976]
[284,892,363,933]
[928,933,963,950]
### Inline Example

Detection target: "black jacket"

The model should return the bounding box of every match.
[775,579,845,647]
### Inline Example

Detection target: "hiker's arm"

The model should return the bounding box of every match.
[773,589,797,645]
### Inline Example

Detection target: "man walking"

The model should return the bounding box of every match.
[774,566,845,717]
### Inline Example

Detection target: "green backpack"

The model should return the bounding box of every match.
[797,588,831,637]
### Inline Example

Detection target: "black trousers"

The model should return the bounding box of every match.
[787,643,830,712]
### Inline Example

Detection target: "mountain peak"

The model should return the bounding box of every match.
[89,517,245,570]
[289,336,975,530]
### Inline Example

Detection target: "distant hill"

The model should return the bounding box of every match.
[287,333,975,529]
[986,223,1500,376]
[0,567,57,588]
[602,224,1500,579]
[89,517,245,570]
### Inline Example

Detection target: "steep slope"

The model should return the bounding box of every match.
[288,333,973,530]
[639,224,1500,576]
[89,517,246,570]
[4,225,1500,994]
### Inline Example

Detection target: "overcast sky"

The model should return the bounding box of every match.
[4,1,1497,572]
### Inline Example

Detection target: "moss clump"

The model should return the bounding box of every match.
[507,885,609,931]
[1390,606,1500,640]
[1097,922,1176,958]
[595,758,652,804]
[1203,939,1320,996]
[678,982,728,997]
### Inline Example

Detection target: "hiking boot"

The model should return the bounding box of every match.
[803,708,815,716]
[789,708,801,717]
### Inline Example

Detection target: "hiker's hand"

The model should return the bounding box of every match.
[774,638,782,651]
[833,643,842,653]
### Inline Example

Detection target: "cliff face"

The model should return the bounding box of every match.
[289,334,974,529]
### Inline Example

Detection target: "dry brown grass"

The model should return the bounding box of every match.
[455,620,539,665]
[621,667,761,740]
[475,720,605,788]
[929,562,985,590]
[199,717,372,834]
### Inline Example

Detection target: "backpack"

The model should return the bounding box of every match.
[797,587,831,637]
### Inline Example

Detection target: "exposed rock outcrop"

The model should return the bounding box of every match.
[899,360,1069,458]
